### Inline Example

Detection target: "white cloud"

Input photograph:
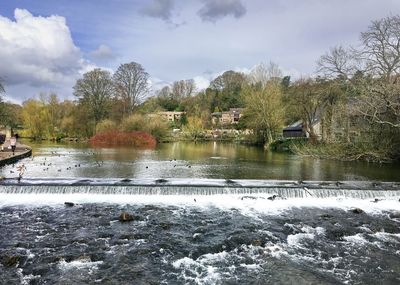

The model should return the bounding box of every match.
[0,9,95,101]
[90,44,115,61]
[193,75,210,90]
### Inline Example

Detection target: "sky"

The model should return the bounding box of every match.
[0,0,399,103]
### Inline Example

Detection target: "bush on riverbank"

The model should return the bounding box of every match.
[269,138,308,151]
[89,131,157,148]
[289,141,394,163]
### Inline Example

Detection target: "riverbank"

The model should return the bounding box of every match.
[0,141,32,167]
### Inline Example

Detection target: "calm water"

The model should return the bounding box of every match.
[1,141,399,284]
[1,141,400,181]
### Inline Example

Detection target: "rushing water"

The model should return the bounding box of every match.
[0,141,399,284]
[0,193,399,284]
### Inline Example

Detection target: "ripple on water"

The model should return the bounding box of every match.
[0,201,399,284]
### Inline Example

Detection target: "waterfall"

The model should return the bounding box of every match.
[1,178,399,199]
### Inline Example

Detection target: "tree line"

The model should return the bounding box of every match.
[0,15,399,161]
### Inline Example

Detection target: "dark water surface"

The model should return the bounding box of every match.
[1,141,400,181]
[0,198,399,285]
[0,141,399,284]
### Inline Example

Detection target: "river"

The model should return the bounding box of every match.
[1,141,400,181]
[0,141,399,284]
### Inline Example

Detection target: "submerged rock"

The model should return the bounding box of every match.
[64,202,75,207]
[160,222,172,230]
[225,179,239,185]
[119,212,135,222]
[371,198,383,203]
[251,239,265,246]
[241,196,257,200]
[350,208,364,214]
[1,256,20,267]
[241,196,266,200]
[319,213,333,219]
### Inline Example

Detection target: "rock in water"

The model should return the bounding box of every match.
[350,208,364,214]
[64,202,75,207]
[119,212,134,222]
[1,256,20,267]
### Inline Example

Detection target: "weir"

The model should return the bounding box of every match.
[1,178,399,199]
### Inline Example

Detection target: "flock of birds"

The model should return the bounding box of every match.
[8,150,193,175]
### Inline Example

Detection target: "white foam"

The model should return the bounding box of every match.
[287,233,315,246]
[21,273,41,285]
[173,250,238,284]
[172,257,198,269]
[371,232,400,243]
[0,194,399,218]
[58,258,103,272]
[343,233,369,244]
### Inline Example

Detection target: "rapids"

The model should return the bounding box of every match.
[0,179,399,284]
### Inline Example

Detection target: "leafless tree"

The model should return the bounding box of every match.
[360,15,400,82]
[113,62,150,116]
[248,62,282,87]
[317,15,400,131]
[356,78,400,128]
[73,68,113,125]
[158,86,171,98]
[317,46,358,79]
[318,16,400,82]
[171,79,196,99]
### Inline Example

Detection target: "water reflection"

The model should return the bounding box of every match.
[1,141,399,181]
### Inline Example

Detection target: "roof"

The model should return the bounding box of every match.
[283,126,303,131]
[283,118,321,131]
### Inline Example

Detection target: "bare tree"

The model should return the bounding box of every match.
[158,86,171,98]
[171,79,196,99]
[113,62,150,116]
[317,15,400,131]
[318,16,400,82]
[356,78,400,128]
[317,46,357,79]
[73,68,113,127]
[361,15,400,81]
[248,62,282,87]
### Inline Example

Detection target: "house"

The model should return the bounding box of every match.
[211,108,243,125]
[157,111,185,123]
[283,119,322,139]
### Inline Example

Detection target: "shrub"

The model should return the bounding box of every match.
[121,114,169,141]
[96,119,117,134]
[89,130,156,148]
[145,119,169,141]
[121,114,146,132]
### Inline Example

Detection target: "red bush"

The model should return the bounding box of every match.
[89,130,157,149]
